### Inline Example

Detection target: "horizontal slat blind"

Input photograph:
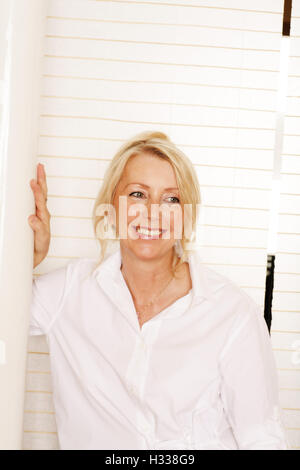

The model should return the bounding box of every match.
[24,0,286,449]
[270,0,300,451]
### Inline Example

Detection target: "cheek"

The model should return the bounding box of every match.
[161,207,182,229]
[128,200,149,222]
[116,199,149,228]
[173,208,183,226]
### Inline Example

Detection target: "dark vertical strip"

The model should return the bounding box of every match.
[263,1,293,332]
[264,255,275,334]
[282,0,292,36]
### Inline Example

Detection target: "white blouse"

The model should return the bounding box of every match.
[29,246,289,450]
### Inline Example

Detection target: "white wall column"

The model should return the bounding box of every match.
[0,0,48,450]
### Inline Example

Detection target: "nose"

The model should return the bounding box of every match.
[139,198,161,229]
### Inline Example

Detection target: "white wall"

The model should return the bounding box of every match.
[0,0,48,450]
[22,0,299,450]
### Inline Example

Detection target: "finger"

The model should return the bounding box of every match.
[37,163,48,201]
[30,179,50,224]
[28,215,44,231]
[30,178,47,212]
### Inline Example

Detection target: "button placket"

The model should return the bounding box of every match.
[125,320,161,447]
[137,321,162,447]
[125,335,149,400]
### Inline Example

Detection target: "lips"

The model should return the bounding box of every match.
[132,225,168,239]
[135,226,166,232]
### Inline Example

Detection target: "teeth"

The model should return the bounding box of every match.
[136,227,161,236]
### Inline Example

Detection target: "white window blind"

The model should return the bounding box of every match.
[23,0,299,450]
[270,0,300,451]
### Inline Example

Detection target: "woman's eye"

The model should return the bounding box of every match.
[129,191,144,198]
[167,196,180,204]
[129,192,179,203]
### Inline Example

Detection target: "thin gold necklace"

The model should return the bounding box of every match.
[121,265,174,320]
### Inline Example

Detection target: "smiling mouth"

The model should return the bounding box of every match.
[133,225,168,239]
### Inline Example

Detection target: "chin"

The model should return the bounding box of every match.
[125,240,173,260]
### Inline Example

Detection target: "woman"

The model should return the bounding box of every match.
[28,131,288,450]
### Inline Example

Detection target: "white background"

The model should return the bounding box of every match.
[23,0,300,450]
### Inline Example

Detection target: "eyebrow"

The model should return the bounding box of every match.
[124,183,179,191]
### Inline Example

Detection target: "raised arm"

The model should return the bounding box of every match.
[28,163,51,268]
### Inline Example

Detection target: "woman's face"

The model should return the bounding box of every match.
[112,152,183,261]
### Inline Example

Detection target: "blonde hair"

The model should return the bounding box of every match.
[91,130,201,278]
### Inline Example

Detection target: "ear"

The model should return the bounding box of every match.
[174,239,183,258]
[107,206,116,228]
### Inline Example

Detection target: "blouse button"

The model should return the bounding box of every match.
[128,384,138,396]
[140,425,152,435]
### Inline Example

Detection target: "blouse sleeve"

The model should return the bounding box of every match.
[29,260,78,336]
[218,299,289,450]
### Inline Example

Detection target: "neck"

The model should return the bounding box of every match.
[120,245,175,303]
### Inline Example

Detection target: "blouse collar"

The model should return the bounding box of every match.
[92,243,226,310]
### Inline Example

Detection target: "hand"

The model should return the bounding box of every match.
[28,163,51,268]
